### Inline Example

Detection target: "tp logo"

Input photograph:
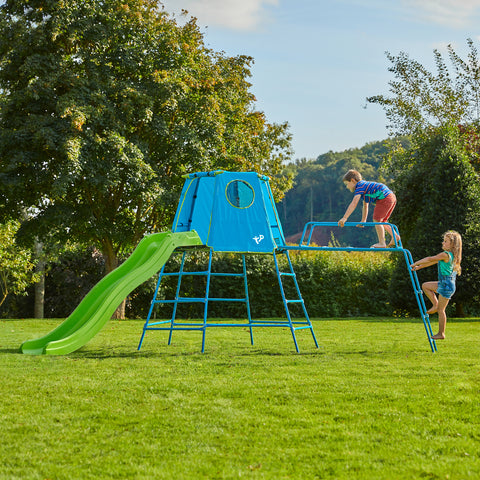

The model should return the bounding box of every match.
[253,234,264,244]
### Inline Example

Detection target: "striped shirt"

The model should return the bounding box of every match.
[354,180,392,204]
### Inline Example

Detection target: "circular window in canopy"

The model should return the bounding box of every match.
[225,180,255,209]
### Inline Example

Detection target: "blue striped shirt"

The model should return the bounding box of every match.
[354,180,392,204]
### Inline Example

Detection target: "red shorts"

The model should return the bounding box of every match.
[373,193,396,222]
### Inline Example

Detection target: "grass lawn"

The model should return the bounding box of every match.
[1,316,479,479]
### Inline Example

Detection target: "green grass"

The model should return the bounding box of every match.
[1,317,480,480]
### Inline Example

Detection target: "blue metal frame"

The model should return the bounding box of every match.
[138,248,318,353]
[281,221,437,352]
[138,221,437,354]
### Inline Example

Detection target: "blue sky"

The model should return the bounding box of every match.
[161,0,480,160]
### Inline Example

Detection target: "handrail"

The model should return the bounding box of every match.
[281,221,403,252]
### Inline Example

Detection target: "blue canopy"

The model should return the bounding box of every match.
[172,171,286,253]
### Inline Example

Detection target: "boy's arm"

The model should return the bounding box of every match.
[338,194,361,227]
[361,202,368,222]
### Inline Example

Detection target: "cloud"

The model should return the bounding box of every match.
[161,0,279,31]
[401,0,480,28]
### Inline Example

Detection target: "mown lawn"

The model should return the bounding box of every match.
[1,317,479,479]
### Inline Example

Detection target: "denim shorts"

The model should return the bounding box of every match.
[437,274,456,299]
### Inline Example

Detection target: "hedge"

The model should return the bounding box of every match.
[3,248,414,319]
[128,249,397,319]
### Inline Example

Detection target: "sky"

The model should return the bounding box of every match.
[160,0,480,160]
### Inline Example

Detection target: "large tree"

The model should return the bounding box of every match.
[0,0,292,288]
[367,38,480,136]
[385,126,480,314]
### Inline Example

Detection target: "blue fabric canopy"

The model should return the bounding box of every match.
[172,170,286,253]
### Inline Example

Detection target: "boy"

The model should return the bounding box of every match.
[338,169,399,248]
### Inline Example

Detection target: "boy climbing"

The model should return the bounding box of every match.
[338,169,399,248]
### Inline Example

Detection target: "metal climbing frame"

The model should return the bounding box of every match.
[137,247,319,353]
[282,221,437,352]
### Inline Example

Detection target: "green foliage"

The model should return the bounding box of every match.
[386,125,480,313]
[44,245,105,318]
[367,38,480,136]
[291,250,395,317]
[0,0,292,273]
[137,250,396,320]
[0,220,38,309]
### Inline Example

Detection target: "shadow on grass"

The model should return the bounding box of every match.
[0,348,22,354]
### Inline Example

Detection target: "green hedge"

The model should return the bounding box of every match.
[129,250,397,319]
[3,248,402,319]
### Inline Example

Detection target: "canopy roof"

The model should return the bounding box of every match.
[171,170,286,253]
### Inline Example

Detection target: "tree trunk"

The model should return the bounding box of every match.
[102,240,126,319]
[455,302,465,318]
[310,185,313,222]
[34,240,45,319]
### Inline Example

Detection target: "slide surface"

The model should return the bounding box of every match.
[20,231,202,355]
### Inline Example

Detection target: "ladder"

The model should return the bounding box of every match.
[401,248,437,352]
[272,249,319,352]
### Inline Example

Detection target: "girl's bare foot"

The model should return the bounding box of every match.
[431,333,445,340]
[426,307,438,314]
[371,243,387,248]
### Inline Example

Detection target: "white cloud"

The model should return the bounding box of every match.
[401,0,480,28]
[161,0,279,31]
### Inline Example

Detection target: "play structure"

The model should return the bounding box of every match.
[20,170,437,355]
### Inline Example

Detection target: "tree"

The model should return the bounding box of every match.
[367,38,480,137]
[385,127,480,315]
[0,221,38,309]
[0,0,292,316]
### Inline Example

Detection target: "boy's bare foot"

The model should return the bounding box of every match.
[426,307,438,314]
[431,333,445,340]
[387,237,401,247]
[371,243,387,248]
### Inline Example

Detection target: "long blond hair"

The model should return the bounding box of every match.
[444,230,462,275]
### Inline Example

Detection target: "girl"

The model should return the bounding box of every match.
[411,231,462,340]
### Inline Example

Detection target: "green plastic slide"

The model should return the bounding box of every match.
[20,231,202,355]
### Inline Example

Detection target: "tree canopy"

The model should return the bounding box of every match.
[0,0,292,273]
[367,38,480,137]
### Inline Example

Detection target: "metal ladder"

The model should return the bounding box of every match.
[401,248,437,352]
[272,249,319,352]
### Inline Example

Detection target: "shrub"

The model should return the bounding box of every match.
[132,249,397,320]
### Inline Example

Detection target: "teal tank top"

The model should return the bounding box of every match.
[438,251,454,276]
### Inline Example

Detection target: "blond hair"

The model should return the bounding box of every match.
[444,230,462,275]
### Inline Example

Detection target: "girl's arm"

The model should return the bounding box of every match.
[411,252,449,271]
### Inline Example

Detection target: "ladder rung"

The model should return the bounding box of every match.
[161,271,209,276]
[154,298,206,304]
